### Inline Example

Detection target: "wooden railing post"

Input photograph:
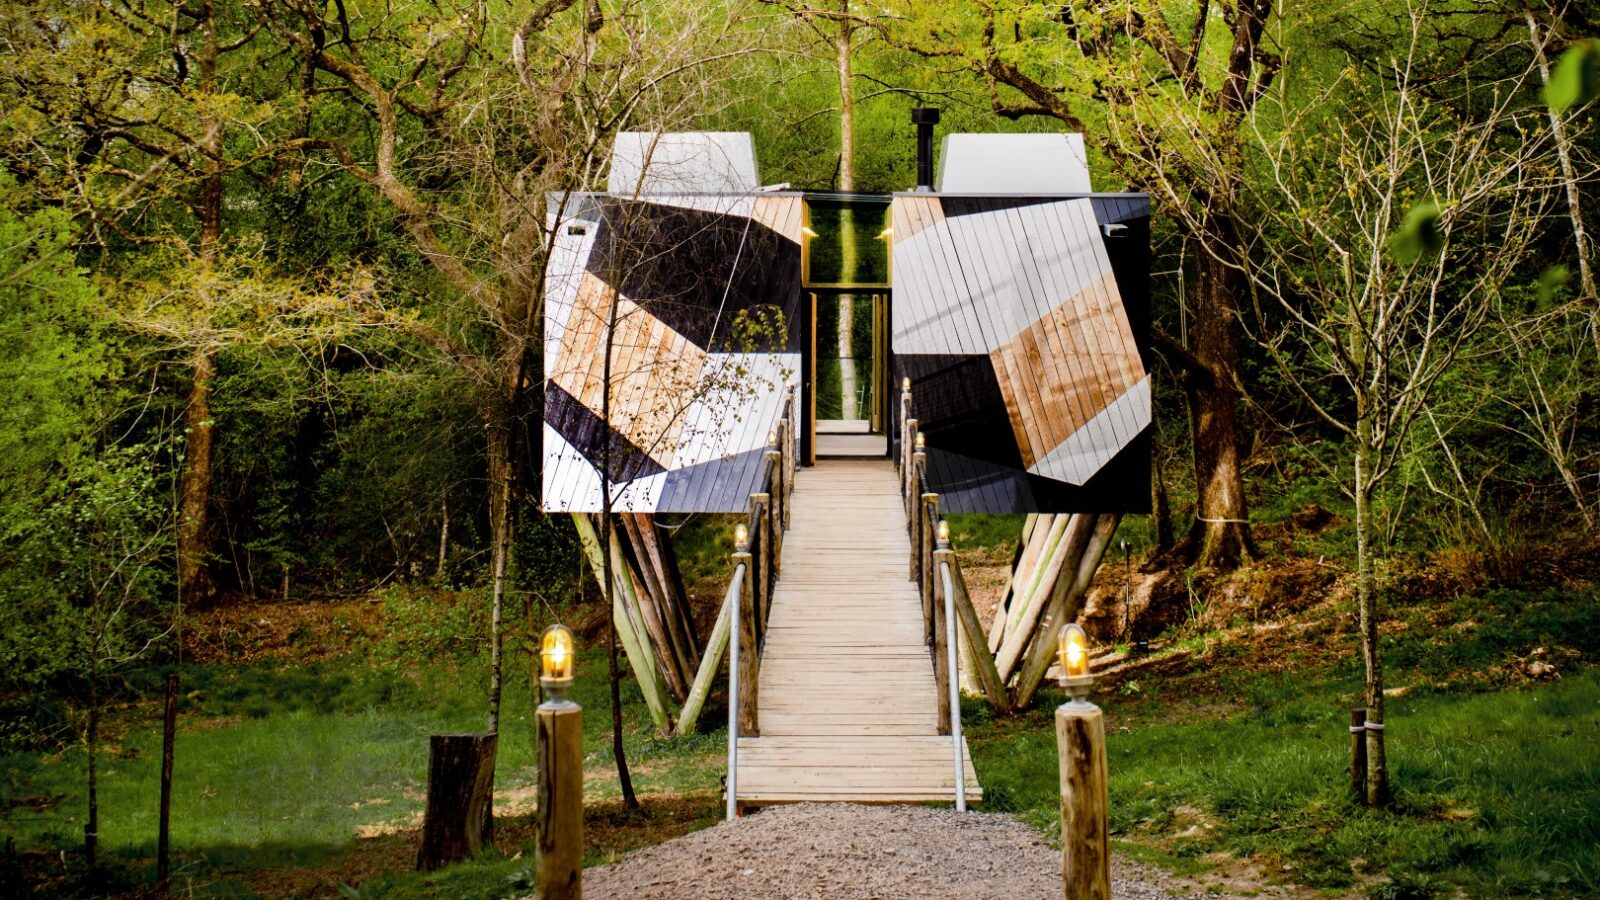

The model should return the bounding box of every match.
[766,433,784,574]
[932,535,952,736]
[734,545,759,738]
[920,493,938,643]
[905,419,920,515]
[752,493,771,639]
[909,434,925,580]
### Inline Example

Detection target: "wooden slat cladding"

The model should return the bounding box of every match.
[752,194,804,244]
[547,272,707,471]
[990,270,1136,471]
[889,195,1150,492]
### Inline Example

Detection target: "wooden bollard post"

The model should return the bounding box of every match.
[1349,708,1367,803]
[1056,623,1110,900]
[536,624,582,900]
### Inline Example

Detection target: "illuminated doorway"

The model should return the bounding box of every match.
[800,195,892,461]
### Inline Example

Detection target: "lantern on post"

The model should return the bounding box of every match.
[535,623,582,900]
[541,624,575,701]
[1055,620,1109,900]
[1057,623,1093,703]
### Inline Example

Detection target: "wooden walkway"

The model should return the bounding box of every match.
[735,459,982,805]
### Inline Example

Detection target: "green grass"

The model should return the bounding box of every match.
[944,513,1026,555]
[969,664,1600,898]
[0,650,725,898]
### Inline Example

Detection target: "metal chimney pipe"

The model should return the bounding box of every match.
[911,107,941,192]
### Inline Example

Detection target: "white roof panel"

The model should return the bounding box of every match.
[935,133,1091,194]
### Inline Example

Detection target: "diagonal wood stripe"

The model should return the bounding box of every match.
[752,195,804,244]
[548,272,708,470]
[988,270,1144,475]
[890,195,944,244]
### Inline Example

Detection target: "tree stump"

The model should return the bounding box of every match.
[416,732,497,871]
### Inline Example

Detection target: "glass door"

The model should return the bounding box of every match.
[810,290,889,458]
[801,194,893,461]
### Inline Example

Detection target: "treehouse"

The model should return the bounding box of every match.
[542,120,1153,515]
[540,117,1154,809]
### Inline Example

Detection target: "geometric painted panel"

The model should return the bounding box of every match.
[891,195,1152,513]
[542,191,804,512]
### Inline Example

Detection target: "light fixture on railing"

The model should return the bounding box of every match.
[937,519,951,548]
[540,623,575,701]
[902,377,912,392]
[767,429,777,447]
[1057,622,1093,703]
[915,432,926,451]
[734,523,749,551]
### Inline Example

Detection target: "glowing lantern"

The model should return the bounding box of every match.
[1057,622,1093,702]
[541,624,575,699]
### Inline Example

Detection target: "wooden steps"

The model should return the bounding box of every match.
[735,459,982,807]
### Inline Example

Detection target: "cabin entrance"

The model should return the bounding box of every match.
[800,194,893,463]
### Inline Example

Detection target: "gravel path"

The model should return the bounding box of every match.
[580,803,1206,899]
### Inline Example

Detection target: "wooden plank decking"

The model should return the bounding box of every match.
[735,459,982,806]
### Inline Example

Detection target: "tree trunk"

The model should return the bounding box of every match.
[177,349,217,610]
[1151,444,1174,555]
[436,495,450,580]
[84,675,99,869]
[600,283,641,811]
[416,733,498,870]
[178,2,224,612]
[1355,415,1389,807]
[602,512,640,811]
[1185,246,1254,569]
[486,418,512,735]
[835,6,859,419]
[1526,9,1599,359]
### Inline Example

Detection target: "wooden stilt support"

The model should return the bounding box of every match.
[618,516,688,701]
[996,516,1090,683]
[677,580,735,735]
[1014,516,1120,709]
[988,514,1039,654]
[947,554,1011,712]
[572,514,674,733]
